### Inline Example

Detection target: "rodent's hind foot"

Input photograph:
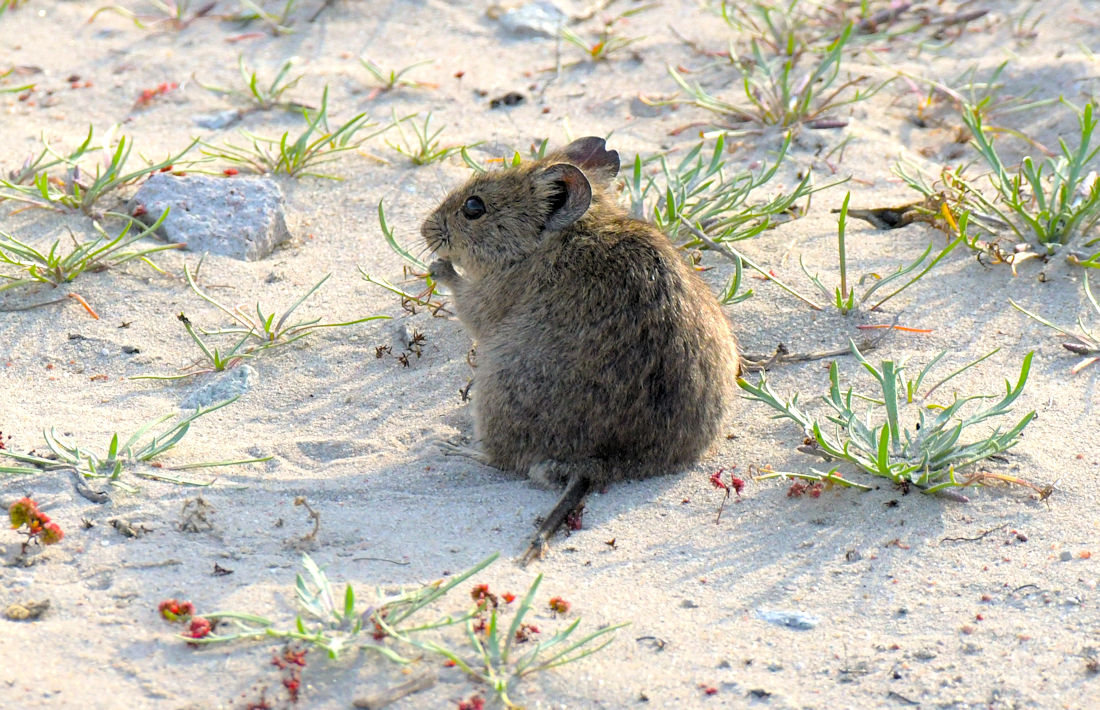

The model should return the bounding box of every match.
[437,440,491,466]
[519,533,551,567]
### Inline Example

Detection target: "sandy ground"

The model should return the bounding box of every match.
[1,0,1099,708]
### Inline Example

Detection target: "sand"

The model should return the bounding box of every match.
[1,0,1099,708]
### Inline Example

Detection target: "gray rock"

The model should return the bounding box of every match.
[128,174,291,261]
[181,365,257,410]
[1061,550,1074,561]
[497,1,566,38]
[755,609,821,630]
[193,109,245,130]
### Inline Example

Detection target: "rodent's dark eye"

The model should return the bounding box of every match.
[462,196,486,220]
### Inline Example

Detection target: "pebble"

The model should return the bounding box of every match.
[494,1,565,38]
[755,609,820,630]
[1061,551,1074,561]
[193,109,244,130]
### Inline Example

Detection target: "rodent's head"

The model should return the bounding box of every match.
[421,137,619,280]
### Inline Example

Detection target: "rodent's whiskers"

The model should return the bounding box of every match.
[430,164,449,200]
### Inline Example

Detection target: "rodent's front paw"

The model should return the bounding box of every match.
[428,259,459,285]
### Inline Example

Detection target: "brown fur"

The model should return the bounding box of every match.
[421,137,740,560]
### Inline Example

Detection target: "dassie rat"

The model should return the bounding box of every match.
[421,137,740,562]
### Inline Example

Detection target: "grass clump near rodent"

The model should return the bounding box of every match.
[199,87,390,179]
[133,262,388,380]
[0,397,270,490]
[175,552,626,709]
[961,100,1100,261]
[667,22,891,129]
[625,132,830,309]
[386,111,478,167]
[897,100,1100,269]
[1011,272,1100,374]
[0,212,176,317]
[0,126,198,217]
[800,192,965,314]
[559,6,647,64]
[738,343,1041,499]
[197,55,311,113]
[622,133,817,241]
[359,58,435,93]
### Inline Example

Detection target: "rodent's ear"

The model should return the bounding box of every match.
[539,163,592,232]
[559,137,619,179]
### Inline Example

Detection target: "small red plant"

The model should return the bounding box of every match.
[548,596,570,615]
[9,497,63,555]
[502,592,516,604]
[457,695,486,710]
[710,467,744,523]
[514,623,540,643]
[272,645,308,670]
[471,583,498,609]
[158,598,196,622]
[283,675,301,703]
[788,481,824,498]
[224,168,239,176]
[135,82,178,108]
[701,684,718,695]
[182,616,212,646]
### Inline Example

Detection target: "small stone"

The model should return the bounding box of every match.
[122,345,140,354]
[913,649,937,660]
[390,321,412,351]
[755,609,820,630]
[490,91,525,109]
[1061,551,1074,561]
[193,109,244,130]
[4,599,50,621]
[845,549,862,562]
[181,365,256,410]
[128,174,291,261]
[681,599,699,609]
[494,1,566,38]
[962,642,982,655]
